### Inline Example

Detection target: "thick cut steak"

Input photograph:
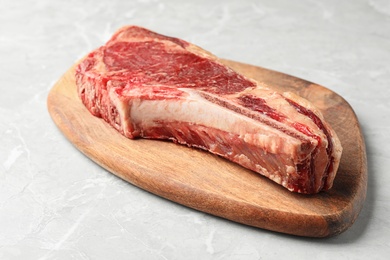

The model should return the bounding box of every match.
[75,26,342,194]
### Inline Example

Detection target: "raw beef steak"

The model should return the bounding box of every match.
[75,25,342,194]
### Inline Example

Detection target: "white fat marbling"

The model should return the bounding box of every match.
[1,0,390,259]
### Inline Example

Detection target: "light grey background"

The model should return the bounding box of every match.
[1,0,389,259]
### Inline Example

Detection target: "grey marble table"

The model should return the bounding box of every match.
[1,0,389,259]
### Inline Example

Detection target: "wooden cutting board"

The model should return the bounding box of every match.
[47,59,367,237]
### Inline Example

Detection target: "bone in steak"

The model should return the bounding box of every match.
[75,25,342,194]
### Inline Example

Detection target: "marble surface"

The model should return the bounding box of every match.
[1,0,389,259]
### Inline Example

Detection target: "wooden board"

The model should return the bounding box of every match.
[47,59,367,237]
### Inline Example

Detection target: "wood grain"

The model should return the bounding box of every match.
[47,59,367,237]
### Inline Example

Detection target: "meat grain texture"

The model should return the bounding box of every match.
[75,25,342,194]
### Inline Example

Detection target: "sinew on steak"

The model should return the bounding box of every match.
[75,25,342,194]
